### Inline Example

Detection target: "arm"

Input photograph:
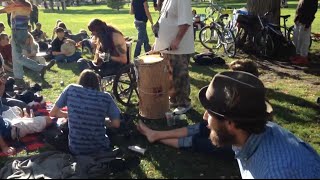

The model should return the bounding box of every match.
[49,105,68,118]
[106,119,121,128]
[110,33,127,64]
[170,24,190,50]
[144,1,153,26]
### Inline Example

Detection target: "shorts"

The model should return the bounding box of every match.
[10,116,47,140]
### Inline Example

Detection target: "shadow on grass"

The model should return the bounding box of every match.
[267,88,319,125]
[56,62,81,76]
[43,8,129,15]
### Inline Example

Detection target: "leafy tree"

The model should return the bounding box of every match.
[106,0,126,11]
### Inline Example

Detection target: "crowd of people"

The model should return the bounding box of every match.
[0,0,319,179]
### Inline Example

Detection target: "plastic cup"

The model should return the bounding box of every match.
[165,112,174,126]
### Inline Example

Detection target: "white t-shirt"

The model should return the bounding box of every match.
[154,0,195,55]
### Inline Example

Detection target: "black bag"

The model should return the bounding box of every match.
[193,52,226,66]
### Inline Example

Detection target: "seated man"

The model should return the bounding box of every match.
[51,27,81,63]
[0,33,12,72]
[0,60,52,156]
[49,69,122,155]
[137,60,259,156]
[31,22,49,51]
[77,19,127,77]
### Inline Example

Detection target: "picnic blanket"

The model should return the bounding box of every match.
[0,102,66,157]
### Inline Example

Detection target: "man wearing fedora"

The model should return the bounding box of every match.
[139,71,320,178]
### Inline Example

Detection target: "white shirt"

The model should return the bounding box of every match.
[154,0,195,55]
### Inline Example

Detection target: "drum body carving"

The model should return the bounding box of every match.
[61,42,76,57]
[135,55,169,119]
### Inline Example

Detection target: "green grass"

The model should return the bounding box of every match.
[0,1,319,178]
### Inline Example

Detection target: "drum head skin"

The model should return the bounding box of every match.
[138,55,163,64]
[61,42,76,56]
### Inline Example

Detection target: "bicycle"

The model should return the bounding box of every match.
[199,6,237,57]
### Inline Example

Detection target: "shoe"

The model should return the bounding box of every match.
[46,60,56,70]
[289,55,301,61]
[39,66,46,79]
[173,104,192,115]
[291,57,309,65]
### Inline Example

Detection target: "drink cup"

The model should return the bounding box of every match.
[165,111,174,126]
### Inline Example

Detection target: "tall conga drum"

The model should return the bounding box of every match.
[135,55,169,119]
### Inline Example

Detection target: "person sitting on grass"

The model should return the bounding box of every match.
[22,33,46,65]
[77,19,127,77]
[0,33,13,73]
[142,70,320,178]
[50,27,81,64]
[0,59,52,156]
[49,69,122,155]
[137,60,259,156]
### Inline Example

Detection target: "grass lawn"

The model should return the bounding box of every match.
[0,0,319,178]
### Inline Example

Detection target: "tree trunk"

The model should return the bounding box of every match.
[247,0,281,25]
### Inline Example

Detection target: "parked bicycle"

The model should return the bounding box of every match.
[199,5,236,57]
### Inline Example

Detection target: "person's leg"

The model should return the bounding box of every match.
[141,22,151,53]
[11,38,25,79]
[137,120,188,143]
[11,116,52,139]
[134,21,144,58]
[300,24,311,58]
[53,54,67,62]
[65,51,82,63]
[293,22,302,56]
[77,58,91,72]
[170,54,191,108]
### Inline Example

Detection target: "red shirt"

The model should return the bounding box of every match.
[0,44,12,65]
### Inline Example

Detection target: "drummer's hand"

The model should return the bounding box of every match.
[146,50,159,55]
[170,39,180,51]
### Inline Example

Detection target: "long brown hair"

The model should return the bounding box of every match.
[87,19,122,53]
[16,0,32,10]
[77,69,101,91]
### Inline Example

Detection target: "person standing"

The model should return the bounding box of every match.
[30,0,38,30]
[130,0,153,58]
[0,0,47,84]
[153,0,195,114]
[290,0,318,65]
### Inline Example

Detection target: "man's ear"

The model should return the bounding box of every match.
[225,119,236,132]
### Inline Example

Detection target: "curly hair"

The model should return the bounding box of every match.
[229,59,259,77]
[77,69,101,91]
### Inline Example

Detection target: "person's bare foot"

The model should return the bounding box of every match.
[137,120,157,143]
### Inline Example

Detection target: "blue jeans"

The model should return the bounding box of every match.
[11,29,45,79]
[53,51,82,63]
[178,121,234,157]
[134,20,151,58]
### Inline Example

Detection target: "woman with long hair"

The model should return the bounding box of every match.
[22,32,46,64]
[77,19,127,77]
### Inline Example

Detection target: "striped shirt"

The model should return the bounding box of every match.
[233,122,320,179]
[55,84,121,155]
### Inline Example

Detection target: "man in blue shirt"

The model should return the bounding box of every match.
[197,71,320,178]
[49,69,121,155]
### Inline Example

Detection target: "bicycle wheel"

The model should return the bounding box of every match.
[254,31,275,57]
[113,64,139,107]
[221,28,236,57]
[288,25,312,49]
[199,26,220,51]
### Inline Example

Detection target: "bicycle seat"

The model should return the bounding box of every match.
[280,15,291,19]
[220,14,229,19]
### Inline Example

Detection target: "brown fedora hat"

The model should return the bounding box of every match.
[199,71,272,121]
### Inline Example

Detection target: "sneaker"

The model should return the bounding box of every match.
[46,60,56,70]
[173,104,192,115]
[289,55,301,61]
[291,57,309,65]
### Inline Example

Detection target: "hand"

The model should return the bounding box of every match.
[2,146,16,156]
[169,38,180,51]
[99,52,111,62]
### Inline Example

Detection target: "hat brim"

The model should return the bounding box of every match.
[198,86,273,117]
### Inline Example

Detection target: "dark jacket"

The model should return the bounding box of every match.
[294,0,318,28]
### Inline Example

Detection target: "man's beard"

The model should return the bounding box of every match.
[209,123,236,147]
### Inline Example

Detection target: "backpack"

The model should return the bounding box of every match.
[193,52,226,66]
